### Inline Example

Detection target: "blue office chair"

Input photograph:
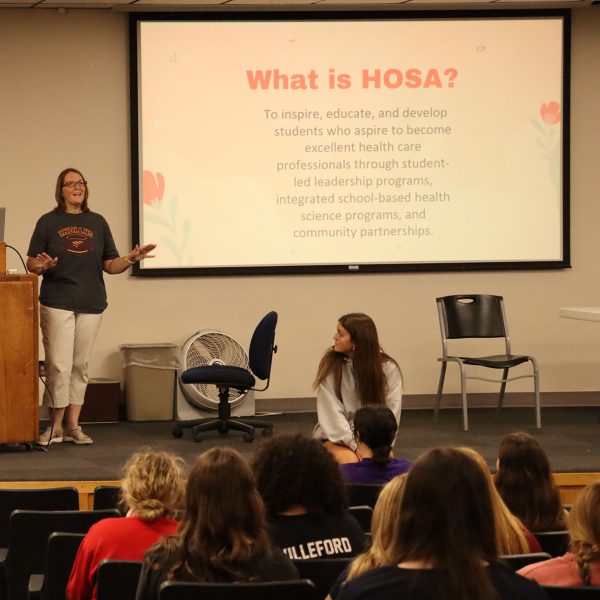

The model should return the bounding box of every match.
[176,311,278,443]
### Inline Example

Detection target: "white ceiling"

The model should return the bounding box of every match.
[0,0,594,11]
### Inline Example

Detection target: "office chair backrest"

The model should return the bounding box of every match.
[159,579,319,600]
[6,508,120,600]
[438,295,506,339]
[499,552,552,572]
[248,311,278,381]
[96,559,143,600]
[0,487,79,547]
[38,532,85,600]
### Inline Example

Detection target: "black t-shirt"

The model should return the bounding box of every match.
[336,563,549,600]
[268,512,367,561]
[28,211,119,313]
[135,546,299,600]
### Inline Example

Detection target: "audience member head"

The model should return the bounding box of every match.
[252,433,348,517]
[495,432,565,531]
[120,449,185,520]
[353,404,397,467]
[153,447,270,583]
[347,474,407,580]
[314,313,399,406]
[457,447,529,555]
[568,481,600,585]
[395,447,498,600]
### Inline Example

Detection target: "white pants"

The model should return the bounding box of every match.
[40,305,103,409]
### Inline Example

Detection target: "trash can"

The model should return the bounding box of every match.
[119,343,180,421]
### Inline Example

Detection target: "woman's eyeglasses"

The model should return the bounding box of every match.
[62,180,87,189]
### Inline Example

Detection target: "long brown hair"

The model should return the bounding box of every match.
[457,447,529,555]
[393,447,498,600]
[149,447,270,583]
[568,481,600,585]
[494,432,566,532]
[54,167,89,213]
[314,313,400,406]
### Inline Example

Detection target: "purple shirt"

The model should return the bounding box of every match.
[340,457,412,485]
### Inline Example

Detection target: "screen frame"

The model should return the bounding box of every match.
[129,8,571,278]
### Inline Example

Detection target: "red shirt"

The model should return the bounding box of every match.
[67,516,177,600]
[518,552,600,586]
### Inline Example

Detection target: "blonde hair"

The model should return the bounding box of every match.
[346,475,407,581]
[121,449,185,520]
[457,447,529,555]
[568,481,600,585]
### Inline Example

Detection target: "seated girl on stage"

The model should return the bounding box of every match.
[313,313,402,464]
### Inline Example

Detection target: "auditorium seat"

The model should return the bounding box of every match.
[92,485,123,513]
[348,505,373,533]
[1,508,119,600]
[543,584,600,599]
[532,531,570,557]
[499,552,552,572]
[27,532,85,600]
[347,484,383,509]
[293,557,352,599]
[96,559,143,600]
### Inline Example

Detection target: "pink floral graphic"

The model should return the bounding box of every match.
[540,101,560,125]
[143,171,165,205]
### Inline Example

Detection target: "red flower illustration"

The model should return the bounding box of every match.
[540,102,560,125]
[143,171,165,205]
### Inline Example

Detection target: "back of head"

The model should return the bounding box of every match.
[353,405,397,467]
[396,447,498,600]
[174,447,269,582]
[568,481,600,585]
[495,432,564,531]
[252,433,348,516]
[121,449,185,520]
[456,446,529,555]
[347,474,407,581]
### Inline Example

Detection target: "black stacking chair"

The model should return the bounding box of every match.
[435,294,541,431]
[159,579,319,600]
[543,585,600,599]
[2,508,119,600]
[347,484,383,509]
[93,486,123,513]
[96,559,143,600]
[176,311,278,443]
[293,557,353,599]
[348,505,373,533]
[0,487,79,547]
[28,532,85,600]
[533,530,570,557]
[499,552,552,572]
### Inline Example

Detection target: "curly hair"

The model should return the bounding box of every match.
[314,313,400,407]
[568,481,600,585]
[494,432,566,532]
[252,434,349,517]
[150,447,271,583]
[120,448,185,520]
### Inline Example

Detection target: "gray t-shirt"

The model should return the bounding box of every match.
[28,210,120,313]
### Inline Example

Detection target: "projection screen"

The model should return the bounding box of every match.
[130,10,570,276]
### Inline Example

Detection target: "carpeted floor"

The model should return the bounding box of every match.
[1,407,599,481]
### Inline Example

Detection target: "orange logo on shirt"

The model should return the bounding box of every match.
[58,226,94,254]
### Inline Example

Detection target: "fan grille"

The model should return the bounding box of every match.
[180,331,250,410]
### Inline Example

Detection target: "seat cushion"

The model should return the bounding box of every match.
[460,354,530,369]
[181,364,255,388]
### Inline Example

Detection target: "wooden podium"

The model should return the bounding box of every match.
[0,243,39,444]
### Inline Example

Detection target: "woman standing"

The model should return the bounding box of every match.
[313,313,402,464]
[27,168,155,445]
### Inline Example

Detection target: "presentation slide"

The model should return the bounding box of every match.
[133,13,567,274]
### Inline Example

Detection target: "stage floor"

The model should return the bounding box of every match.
[1,407,599,482]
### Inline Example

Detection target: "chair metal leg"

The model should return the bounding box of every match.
[498,367,509,411]
[459,365,469,431]
[531,357,541,429]
[434,361,447,421]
